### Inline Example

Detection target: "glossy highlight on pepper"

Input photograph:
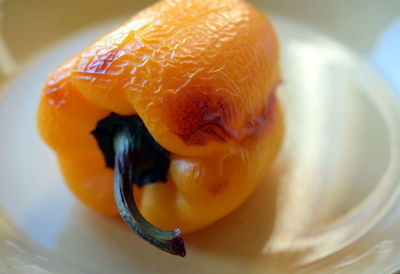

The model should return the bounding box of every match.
[37,0,284,256]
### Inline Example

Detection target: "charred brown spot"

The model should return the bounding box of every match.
[241,91,278,143]
[165,84,279,146]
[80,49,122,74]
[208,180,228,197]
[166,88,233,146]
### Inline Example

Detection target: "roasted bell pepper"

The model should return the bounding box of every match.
[37,0,284,256]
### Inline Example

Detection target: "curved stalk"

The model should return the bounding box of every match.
[113,129,186,257]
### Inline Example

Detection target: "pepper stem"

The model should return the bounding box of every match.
[113,128,186,257]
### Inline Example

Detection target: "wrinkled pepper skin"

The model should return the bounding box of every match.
[37,0,284,233]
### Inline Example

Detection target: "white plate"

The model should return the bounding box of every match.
[1,3,400,274]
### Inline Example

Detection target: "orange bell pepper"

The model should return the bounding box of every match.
[37,0,284,256]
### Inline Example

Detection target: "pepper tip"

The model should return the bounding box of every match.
[171,229,186,257]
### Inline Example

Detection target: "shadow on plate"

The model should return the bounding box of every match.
[53,163,287,271]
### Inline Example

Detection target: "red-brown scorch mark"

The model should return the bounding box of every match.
[166,88,234,146]
[166,85,279,146]
[208,180,228,197]
[44,78,69,108]
[241,90,278,143]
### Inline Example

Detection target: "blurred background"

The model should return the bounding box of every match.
[0,0,400,273]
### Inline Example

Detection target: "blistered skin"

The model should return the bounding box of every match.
[37,0,284,232]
